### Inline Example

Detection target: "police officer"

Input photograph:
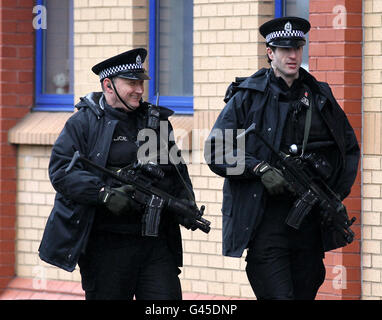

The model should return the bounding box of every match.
[205,17,360,299]
[39,48,195,300]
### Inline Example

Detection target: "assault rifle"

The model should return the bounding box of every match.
[65,151,211,236]
[239,123,356,247]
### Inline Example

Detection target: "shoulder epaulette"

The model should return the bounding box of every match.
[75,92,105,119]
[223,77,248,103]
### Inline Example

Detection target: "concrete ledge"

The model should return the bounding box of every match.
[8,112,193,149]
[8,112,72,146]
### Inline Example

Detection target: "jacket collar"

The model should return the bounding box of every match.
[76,92,175,120]
[237,67,329,109]
[238,67,321,91]
[75,92,104,119]
[237,68,270,92]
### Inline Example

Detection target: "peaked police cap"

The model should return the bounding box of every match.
[259,16,311,48]
[92,48,150,81]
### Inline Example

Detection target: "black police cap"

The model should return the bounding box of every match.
[92,48,150,81]
[259,16,311,48]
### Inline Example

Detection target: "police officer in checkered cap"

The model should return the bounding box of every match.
[91,48,150,112]
[39,47,196,300]
[205,16,360,300]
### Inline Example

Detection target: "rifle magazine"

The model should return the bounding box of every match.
[285,191,317,229]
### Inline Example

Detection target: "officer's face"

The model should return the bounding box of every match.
[105,77,144,111]
[267,46,303,85]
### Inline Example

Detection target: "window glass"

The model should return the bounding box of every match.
[43,0,73,95]
[157,0,193,97]
[149,0,193,114]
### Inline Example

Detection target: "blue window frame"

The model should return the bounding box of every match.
[148,0,194,115]
[275,1,310,21]
[34,0,74,111]
[275,0,284,17]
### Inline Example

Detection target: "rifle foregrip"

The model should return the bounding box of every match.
[167,199,211,234]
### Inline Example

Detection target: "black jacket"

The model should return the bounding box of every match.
[39,92,193,271]
[205,68,360,258]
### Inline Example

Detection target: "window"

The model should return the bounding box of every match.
[34,0,74,111]
[148,0,194,114]
[275,0,310,70]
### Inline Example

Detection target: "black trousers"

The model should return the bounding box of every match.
[245,196,326,300]
[78,232,182,300]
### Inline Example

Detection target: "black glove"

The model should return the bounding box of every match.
[98,185,137,216]
[254,162,293,196]
[177,199,197,231]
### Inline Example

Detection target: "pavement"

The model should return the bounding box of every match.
[0,277,240,300]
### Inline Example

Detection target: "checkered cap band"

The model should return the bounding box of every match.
[99,62,144,79]
[266,30,305,43]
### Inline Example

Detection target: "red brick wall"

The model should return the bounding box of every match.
[0,0,34,293]
[309,0,362,299]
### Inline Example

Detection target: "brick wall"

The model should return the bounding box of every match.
[185,0,274,298]
[309,0,362,299]
[0,0,34,293]
[362,0,382,299]
[16,145,81,283]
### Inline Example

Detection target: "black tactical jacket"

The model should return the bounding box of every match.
[39,92,193,271]
[205,68,360,257]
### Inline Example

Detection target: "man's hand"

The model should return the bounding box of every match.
[98,185,137,216]
[176,199,197,231]
[254,162,293,196]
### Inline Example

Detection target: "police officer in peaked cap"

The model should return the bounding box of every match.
[39,48,196,300]
[91,48,150,112]
[205,17,360,299]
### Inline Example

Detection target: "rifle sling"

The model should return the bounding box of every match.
[301,85,314,157]
[301,85,313,157]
